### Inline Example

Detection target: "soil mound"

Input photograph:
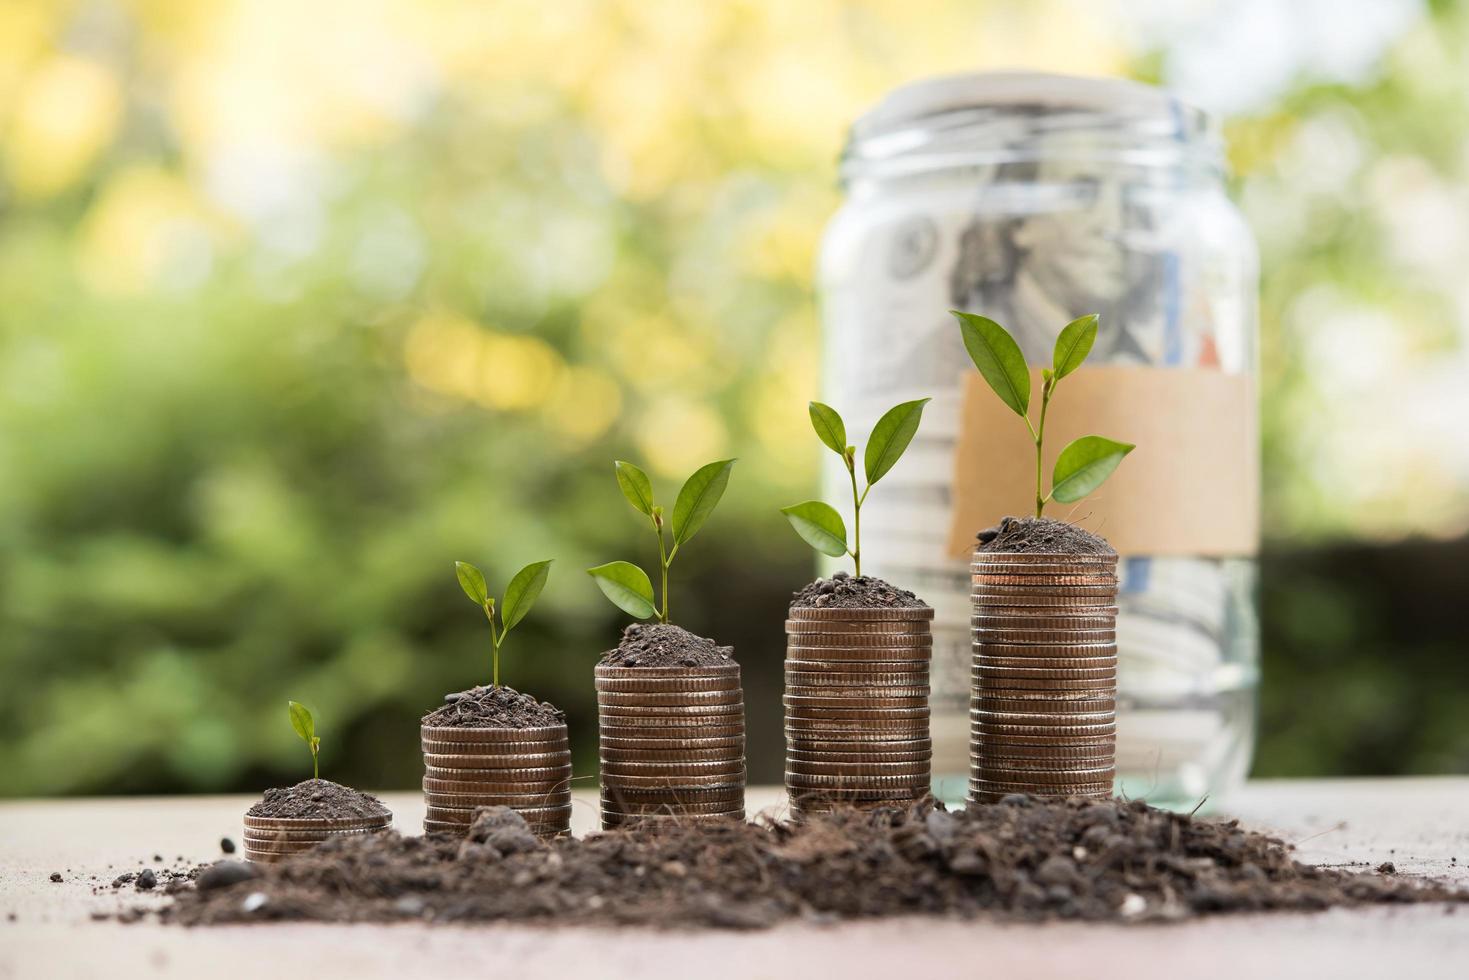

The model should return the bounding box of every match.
[599,623,734,668]
[422,685,565,729]
[245,779,389,821]
[165,797,1463,929]
[790,571,926,609]
[978,516,1114,556]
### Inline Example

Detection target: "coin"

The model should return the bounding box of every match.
[601,797,744,814]
[971,594,1117,608]
[420,751,572,770]
[601,808,745,824]
[786,718,929,735]
[242,814,390,832]
[968,778,1113,796]
[422,762,570,780]
[240,826,380,844]
[424,791,574,809]
[597,716,746,732]
[971,722,1117,738]
[787,606,935,622]
[593,734,740,752]
[787,747,932,763]
[419,738,569,755]
[783,695,929,710]
[419,724,567,744]
[971,574,1118,587]
[594,665,741,680]
[593,676,742,693]
[785,669,930,685]
[785,645,932,663]
[971,628,1117,644]
[421,776,570,795]
[972,695,1117,713]
[602,772,746,789]
[788,785,929,802]
[787,760,930,777]
[971,613,1119,630]
[972,585,1118,600]
[785,704,930,719]
[786,735,932,753]
[598,746,744,764]
[975,643,1117,659]
[599,759,746,775]
[972,656,1118,671]
[973,765,1116,784]
[972,664,1117,679]
[595,690,744,708]
[971,705,1114,722]
[782,631,934,649]
[786,687,931,703]
[600,782,744,799]
[597,701,745,717]
[975,753,1115,772]
[423,819,569,837]
[785,620,930,634]
[786,658,933,674]
[972,679,1116,697]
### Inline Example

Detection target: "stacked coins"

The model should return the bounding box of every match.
[597,664,746,829]
[242,810,391,864]
[968,550,1119,804]
[784,605,935,815]
[420,723,572,838]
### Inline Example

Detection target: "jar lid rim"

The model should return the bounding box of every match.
[851,71,1213,143]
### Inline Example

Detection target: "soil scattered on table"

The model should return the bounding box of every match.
[599,623,734,668]
[245,779,390,821]
[791,571,926,609]
[978,516,1114,556]
[422,684,565,729]
[156,797,1464,929]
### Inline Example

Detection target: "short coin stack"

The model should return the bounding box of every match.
[785,604,935,816]
[242,811,391,864]
[969,549,1119,804]
[597,664,746,829]
[420,723,572,838]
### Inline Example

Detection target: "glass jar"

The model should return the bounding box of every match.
[817,72,1259,808]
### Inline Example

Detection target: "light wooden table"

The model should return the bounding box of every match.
[2,780,1467,980]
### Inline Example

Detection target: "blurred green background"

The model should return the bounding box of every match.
[2,0,1467,797]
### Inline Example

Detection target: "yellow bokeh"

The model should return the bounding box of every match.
[635,396,729,477]
[5,55,122,199]
[542,365,623,443]
[76,166,218,295]
[403,312,566,413]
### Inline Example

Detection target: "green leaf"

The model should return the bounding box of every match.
[501,559,553,633]
[807,402,847,457]
[863,399,930,486]
[613,460,655,516]
[586,561,657,619]
[780,501,848,557]
[671,459,735,546]
[1051,436,1135,504]
[1052,314,1099,380]
[287,700,314,744]
[952,310,1030,417]
[455,561,488,606]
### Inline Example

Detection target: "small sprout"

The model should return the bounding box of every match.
[287,700,321,780]
[589,459,735,623]
[781,399,929,577]
[454,558,554,687]
[952,311,1134,518]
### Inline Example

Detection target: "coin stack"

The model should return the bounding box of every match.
[784,605,935,815]
[242,811,392,864]
[419,723,572,838]
[968,550,1119,804]
[597,664,746,829]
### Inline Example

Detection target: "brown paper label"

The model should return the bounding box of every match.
[947,366,1258,558]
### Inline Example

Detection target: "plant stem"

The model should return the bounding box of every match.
[312,747,318,780]
[486,608,500,688]
[1034,380,1054,519]
[847,461,862,578]
[654,519,671,623]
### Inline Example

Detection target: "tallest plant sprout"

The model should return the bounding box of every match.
[454,559,554,688]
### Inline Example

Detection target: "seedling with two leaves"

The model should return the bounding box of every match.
[587,459,735,623]
[951,311,1133,518]
[781,399,929,577]
[287,700,322,780]
[454,559,554,688]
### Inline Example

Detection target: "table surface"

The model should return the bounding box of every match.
[2,779,1467,980]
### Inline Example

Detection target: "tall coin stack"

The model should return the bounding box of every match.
[597,664,746,829]
[242,811,392,864]
[968,550,1119,804]
[785,605,935,815]
[420,723,573,838]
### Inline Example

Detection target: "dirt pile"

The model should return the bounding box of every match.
[599,623,734,668]
[978,517,1114,555]
[790,571,926,609]
[422,685,565,729]
[160,797,1463,929]
[245,779,390,820]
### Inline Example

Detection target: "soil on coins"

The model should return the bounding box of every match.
[600,623,735,668]
[978,517,1114,556]
[246,779,390,821]
[422,684,565,729]
[157,797,1464,929]
[791,571,927,609]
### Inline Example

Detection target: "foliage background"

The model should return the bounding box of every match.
[2,0,1466,796]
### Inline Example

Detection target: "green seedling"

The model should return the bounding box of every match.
[455,558,554,688]
[287,700,321,780]
[952,311,1134,518]
[588,458,735,623]
[780,399,930,578]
